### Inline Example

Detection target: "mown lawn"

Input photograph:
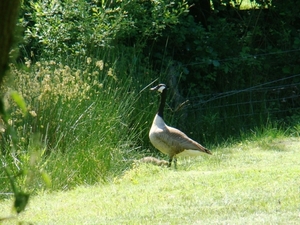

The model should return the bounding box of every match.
[1,136,300,224]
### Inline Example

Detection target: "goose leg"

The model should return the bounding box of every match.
[174,157,177,169]
[168,157,173,167]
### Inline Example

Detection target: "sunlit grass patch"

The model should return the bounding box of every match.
[1,136,299,224]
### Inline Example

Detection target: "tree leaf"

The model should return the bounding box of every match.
[212,60,220,67]
[10,91,27,116]
[41,171,52,188]
[14,192,30,214]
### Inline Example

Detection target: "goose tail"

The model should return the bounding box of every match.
[195,142,212,155]
[203,147,212,155]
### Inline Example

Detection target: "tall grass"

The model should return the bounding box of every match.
[0,49,162,195]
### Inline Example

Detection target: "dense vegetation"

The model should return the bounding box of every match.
[17,0,300,139]
[1,0,300,212]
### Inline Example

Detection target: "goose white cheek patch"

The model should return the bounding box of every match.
[158,86,166,93]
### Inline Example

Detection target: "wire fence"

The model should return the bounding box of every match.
[182,73,300,138]
[184,48,300,67]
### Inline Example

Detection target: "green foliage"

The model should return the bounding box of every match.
[20,0,188,61]
[19,0,300,102]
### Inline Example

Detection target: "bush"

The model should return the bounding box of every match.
[20,0,188,61]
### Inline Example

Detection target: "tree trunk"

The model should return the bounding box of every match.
[0,0,21,86]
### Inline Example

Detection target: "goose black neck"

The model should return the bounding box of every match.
[157,89,167,118]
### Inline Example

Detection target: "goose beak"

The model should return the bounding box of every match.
[150,87,156,91]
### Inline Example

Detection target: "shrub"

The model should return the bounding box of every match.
[20,0,188,61]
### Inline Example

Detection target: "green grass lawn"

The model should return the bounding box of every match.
[1,136,300,224]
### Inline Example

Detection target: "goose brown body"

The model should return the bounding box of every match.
[149,84,212,168]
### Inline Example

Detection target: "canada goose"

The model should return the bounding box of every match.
[149,84,212,168]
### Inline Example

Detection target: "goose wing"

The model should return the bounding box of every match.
[164,126,212,155]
